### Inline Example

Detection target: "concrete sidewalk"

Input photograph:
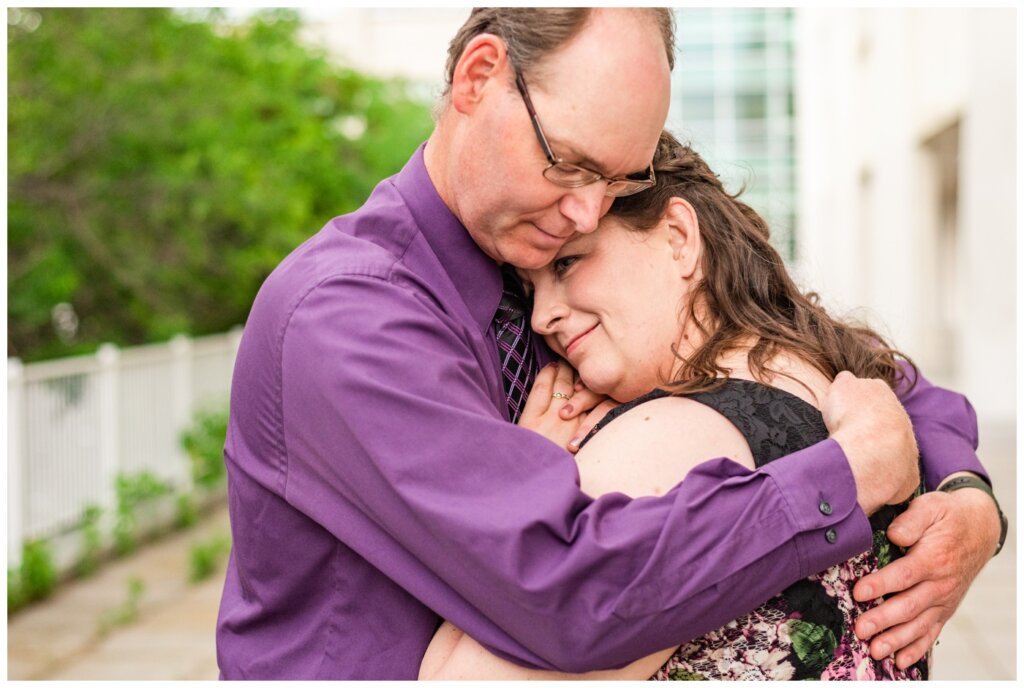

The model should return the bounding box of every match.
[7,425,1016,679]
[7,503,230,680]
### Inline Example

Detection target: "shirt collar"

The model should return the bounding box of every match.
[394,143,503,333]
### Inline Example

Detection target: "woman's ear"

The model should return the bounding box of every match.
[450,34,508,115]
[663,197,701,279]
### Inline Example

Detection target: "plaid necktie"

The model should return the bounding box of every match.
[493,267,537,423]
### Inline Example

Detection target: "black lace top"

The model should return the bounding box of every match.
[581,378,926,681]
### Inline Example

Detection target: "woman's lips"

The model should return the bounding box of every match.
[565,324,597,356]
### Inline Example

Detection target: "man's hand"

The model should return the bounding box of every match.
[850,482,1001,668]
[821,371,919,514]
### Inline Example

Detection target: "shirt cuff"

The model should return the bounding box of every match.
[760,438,874,578]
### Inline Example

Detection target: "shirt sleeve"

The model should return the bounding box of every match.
[895,362,986,490]
[277,274,871,673]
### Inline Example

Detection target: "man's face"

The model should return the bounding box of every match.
[452,9,672,270]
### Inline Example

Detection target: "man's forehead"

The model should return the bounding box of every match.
[530,78,663,177]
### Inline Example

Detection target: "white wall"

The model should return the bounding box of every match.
[299,8,468,90]
[957,10,1016,425]
[796,8,1016,424]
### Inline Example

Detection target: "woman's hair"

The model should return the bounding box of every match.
[609,130,917,394]
[442,8,676,98]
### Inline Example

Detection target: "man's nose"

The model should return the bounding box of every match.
[559,182,610,234]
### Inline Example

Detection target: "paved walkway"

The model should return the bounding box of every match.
[8,504,230,680]
[7,425,1016,679]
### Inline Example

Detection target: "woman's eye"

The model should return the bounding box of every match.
[552,255,579,275]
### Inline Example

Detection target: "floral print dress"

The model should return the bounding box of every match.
[584,379,927,681]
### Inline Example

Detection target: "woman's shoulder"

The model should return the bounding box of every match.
[574,394,755,499]
[721,349,831,411]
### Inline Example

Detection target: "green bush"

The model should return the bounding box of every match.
[175,492,199,529]
[98,576,146,636]
[8,8,433,362]
[8,568,27,615]
[189,533,232,583]
[18,540,58,603]
[113,471,172,555]
[181,404,230,490]
[75,504,104,577]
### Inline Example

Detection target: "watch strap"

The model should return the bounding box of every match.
[938,475,1008,556]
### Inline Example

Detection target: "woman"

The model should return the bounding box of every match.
[419,131,925,680]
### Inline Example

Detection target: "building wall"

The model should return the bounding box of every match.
[795,8,1015,424]
[668,9,798,260]
[299,7,468,96]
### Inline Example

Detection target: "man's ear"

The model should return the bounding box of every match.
[663,197,701,279]
[450,34,508,115]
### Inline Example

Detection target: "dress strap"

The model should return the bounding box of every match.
[577,379,828,468]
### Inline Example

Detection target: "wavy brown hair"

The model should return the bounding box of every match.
[609,130,917,395]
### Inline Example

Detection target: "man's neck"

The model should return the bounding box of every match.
[422,126,458,223]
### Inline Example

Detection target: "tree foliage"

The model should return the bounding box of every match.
[9,8,435,361]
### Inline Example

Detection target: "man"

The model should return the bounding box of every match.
[217,8,1004,679]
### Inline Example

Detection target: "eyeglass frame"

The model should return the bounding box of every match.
[513,70,657,198]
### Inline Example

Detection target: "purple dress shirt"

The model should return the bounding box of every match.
[216,144,985,679]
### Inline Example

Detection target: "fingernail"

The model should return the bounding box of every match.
[860,621,876,638]
[877,642,891,657]
[569,437,581,450]
[859,584,873,599]
[574,381,584,391]
[560,404,574,415]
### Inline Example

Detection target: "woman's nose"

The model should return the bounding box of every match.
[530,287,567,335]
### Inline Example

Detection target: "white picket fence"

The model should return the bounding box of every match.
[7,328,242,566]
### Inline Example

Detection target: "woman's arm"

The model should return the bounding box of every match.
[421,622,677,680]
[421,394,757,680]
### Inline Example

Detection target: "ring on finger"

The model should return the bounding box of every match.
[552,392,569,400]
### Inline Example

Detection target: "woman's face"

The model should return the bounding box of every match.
[520,214,694,402]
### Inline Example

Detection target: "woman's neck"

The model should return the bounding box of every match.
[672,330,831,410]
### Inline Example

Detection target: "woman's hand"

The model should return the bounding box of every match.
[519,361,588,451]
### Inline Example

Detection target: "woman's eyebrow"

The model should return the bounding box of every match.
[561,232,588,249]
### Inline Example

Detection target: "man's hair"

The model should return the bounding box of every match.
[442,8,675,99]
[608,130,918,396]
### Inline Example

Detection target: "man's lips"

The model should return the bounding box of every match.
[531,222,572,245]
[565,324,597,355]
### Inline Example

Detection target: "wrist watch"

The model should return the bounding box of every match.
[938,475,1008,556]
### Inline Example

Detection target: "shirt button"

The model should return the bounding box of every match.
[825,528,838,544]
[819,500,833,515]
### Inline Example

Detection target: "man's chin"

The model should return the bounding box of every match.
[499,245,559,271]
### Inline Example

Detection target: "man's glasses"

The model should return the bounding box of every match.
[514,70,656,198]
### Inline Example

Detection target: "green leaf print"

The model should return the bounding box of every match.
[788,619,837,673]
[668,667,707,680]
[874,529,893,568]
